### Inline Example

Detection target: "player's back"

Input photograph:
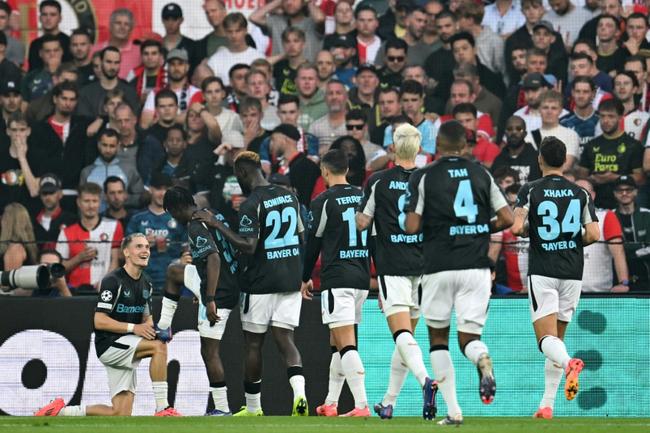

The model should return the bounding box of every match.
[310,184,370,290]
[407,156,503,274]
[517,174,596,280]
[360,166,422,276]
[239,184,303,294]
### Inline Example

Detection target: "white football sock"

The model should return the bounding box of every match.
[540,359,563,409]
[152,381,169,412]
[59,405,85,416]
[245,391,261,413]
[210,385,229,412]
[463,340,489,366]
[341,349,368,409]
[157,297,178,329]
[540,336,571,369]
[289,374,306,399]
[382,346,409,406]
[325,352,345,405]
[395,331,429,387]
[430,348,462,418]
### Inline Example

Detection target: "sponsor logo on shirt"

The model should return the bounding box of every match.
[240,215,253,227]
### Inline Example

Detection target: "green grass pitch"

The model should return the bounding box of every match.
[4,417,650,433]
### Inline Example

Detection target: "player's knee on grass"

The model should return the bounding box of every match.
[111,392,134,416]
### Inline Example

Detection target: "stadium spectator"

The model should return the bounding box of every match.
[623,12,650,57]
[250,0,325,62]
[226,63,251,112]
[80,129,144,210]
[207,130,246,226]
[482,0,525,38]
[377,38,408,89]
[595,14,628,75]
[345,109,383,162]
[155,125,191,181]
[527,90,578,170]
[577,0,623,44]
[452,63,502,129]
[274,27,306,96]
[102,176,133,229]
[378,0,410,40]
[355,4,382,65]
[370,87,402,146]
[247,69,281,130]
[578,99,644,209]
[69,28,93,86]
[330,34,357,88]
[610,71,648,141]
[0,79,23,134]
[542,0,592,49]
[203,77,243,141]
[27,0,71,72]
[507,45,528,85]
[403,65,445,116]
[378,6,439,68]
[113,103,143,174]
[572,39,613,93]
[424,9,459,103]
[77,47,139,119]
[33,173,76,251]
[0,2,25,67]
[624,56,650,112]
[238,97,268,155]
[33,249,71,297]
[85,89,126,140]
[316,50,336,88]
[27,63,79,124]
[56,182,123,292]
[92,8,139,80]
[492,115,541,184]
[614,175,650,291]
[141,48,201,129]
[271,123,320,205]
[128,40,165,105]
[207,13,263,87]
[127,172,185,291]
[531,20,568,85]
[295,64,327,131]
[161,3,198,72]
[197,0,227,59]
[456,2,505,76]
[453,103,499,168]
[309,80,348,152]
[513,72,553,132]
[576,178,630,293]
[493,165,520,191]
[445,78,497,139]
[0,203,38,296]
[22,35,63,101]
[560,77,600,148]
[566,52,613,112]
[0,32,21,86]
[138,90,182,184]
[448,31,505,98]
[323,1,355,50]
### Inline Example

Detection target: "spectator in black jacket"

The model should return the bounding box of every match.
[27,0,71,72]
[32,173,76,251]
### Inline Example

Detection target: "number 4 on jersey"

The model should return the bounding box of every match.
[454,179,478,223]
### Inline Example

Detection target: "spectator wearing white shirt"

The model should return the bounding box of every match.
[207,13,263,87]
[247,69,281,131]
[202,76,243,134]
[482,0,525,39]
[543,0,593,49]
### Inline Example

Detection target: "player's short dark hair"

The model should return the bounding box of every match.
[140,39,163,54]
[121,232,147,251]
[321,149,349,175]
[40,0,61,13]
[400,80,424,97]
[539,136,566,168]
[234,151,262,171]
[570,52,593,64]
[163,186,195,213]
[201,76,224,92]
[346,109,366,123]
[51,81,78,98]
[598,98,625,116]
[155,88,178,106]
[278,94,300,108]
[78,182,103,197]
[240,96,262,113]
[452,102,477,118]
[103,175,126,193]
[385,38,408,54]
[101,45,121,60]
[437,120,467,153]
[229,63,250,79]
[449,31,475,48]
[571,76,596,91]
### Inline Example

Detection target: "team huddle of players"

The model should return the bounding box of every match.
[35,120,599,422]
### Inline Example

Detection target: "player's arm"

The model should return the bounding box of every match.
[356,177,378,231]
[511,207,529,237]
[205,252,222,323]
[94,277,155,339]
[404,171,424,234]
[488,233,503,263]
[194,209,259,255]
[581,187,600,246]
[302,199,325,299]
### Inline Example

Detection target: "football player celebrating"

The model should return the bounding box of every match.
[301,149,371,417]
[36,233,180,417]
[357,123,438,420]
[404,121,513,425]
[511,137,599,419]
[159,186,240,416]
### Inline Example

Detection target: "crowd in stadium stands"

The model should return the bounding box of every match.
[2,0,650,296]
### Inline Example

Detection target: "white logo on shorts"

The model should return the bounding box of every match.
[101,290,113,302]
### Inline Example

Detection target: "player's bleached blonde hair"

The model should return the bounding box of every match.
[393,123,421,161]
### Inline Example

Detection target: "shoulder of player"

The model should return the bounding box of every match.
[98,270,122,291]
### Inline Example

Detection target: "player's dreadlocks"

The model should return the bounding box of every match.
[163,186,195,213]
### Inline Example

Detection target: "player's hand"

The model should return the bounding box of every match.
[180,250,192,265]
[377,294,384,313]
[193,209,217,227]
[134,323,156,340]
[301,280,313,300]
[207,301,221,325]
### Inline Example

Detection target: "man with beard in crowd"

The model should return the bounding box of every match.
[491,115,541,184]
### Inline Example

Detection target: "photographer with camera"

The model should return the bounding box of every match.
[33,250,71,297]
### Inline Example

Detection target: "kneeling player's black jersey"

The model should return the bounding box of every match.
[516,175,598,280]
[304,184,370,290]
[188,209,240,309]
[94,267,153,357]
